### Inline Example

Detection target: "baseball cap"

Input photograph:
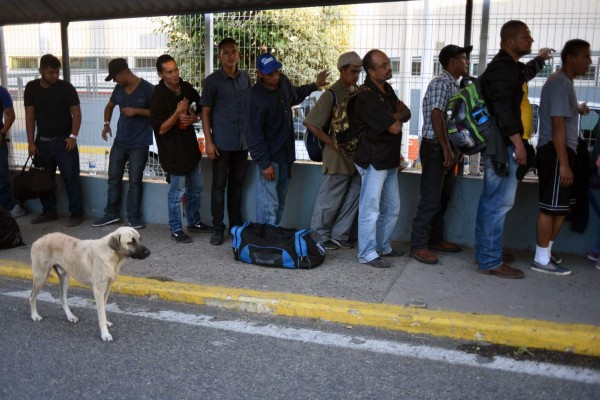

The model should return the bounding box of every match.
[337,51,362,69]
[105,58,128,82]
[256,53,282,75]
[438,45,473,67]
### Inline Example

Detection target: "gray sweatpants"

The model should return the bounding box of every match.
[310,172,361,243]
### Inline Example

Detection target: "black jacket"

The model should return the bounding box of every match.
[482,49,545,141]
[150,79,202,175]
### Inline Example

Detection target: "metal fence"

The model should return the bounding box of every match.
[2,0,600,180]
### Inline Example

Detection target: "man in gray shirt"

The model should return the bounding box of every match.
[533,39,592,276]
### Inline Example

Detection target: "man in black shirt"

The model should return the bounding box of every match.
[150,54,212,243]
[25,54,83,226]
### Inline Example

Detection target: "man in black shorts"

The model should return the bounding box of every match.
[533,39,592,275]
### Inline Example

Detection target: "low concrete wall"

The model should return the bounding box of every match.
[13,159,599,254]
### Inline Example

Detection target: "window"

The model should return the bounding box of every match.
[9,57,37,69]
[135,57,156,68]
[538,62,554,78]
[390,58,401,76]
[470,63,479,75]
[70,57,110,69]
[411,57,421,76]
[433,57,442,76]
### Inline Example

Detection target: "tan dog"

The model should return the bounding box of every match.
[29,227,150,341]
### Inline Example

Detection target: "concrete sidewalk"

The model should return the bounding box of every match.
[1,218,599,356]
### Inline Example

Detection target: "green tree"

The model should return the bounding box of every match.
[156,6,353,88]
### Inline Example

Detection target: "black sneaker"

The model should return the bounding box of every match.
[171,230,191,243]
[31,213,58,224]
[92,215,120,227]
[321,240,340,250]
[128,219,145,229]
[380,249,406,257]
[331,238,353,249]
[188,222,213,233]
[67,215,83,227]
[210,230,224,245]
[366,257,391,268]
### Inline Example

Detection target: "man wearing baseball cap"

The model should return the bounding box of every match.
[93,58,155,230]
[410,44,471,265]
[246,52,329,225]
[305,51,363,250]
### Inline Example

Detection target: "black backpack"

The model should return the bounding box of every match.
[304,89,335,162]
[0,207,24,249]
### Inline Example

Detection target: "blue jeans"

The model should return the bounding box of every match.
[475,146,518,270]
[355,164,400,263]
[167,161,202,232]
[0,142,15,211]
[104,144,148,221]
[36,137,83,217]
[255,162,289,225]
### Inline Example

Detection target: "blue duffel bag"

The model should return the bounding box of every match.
[231,222,325,269]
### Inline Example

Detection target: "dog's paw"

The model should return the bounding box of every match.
[106,320,113,327]
[66,314,79,323]
[101,332,113,342]
[31,313,43,322]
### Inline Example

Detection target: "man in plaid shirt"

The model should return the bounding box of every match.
[410,44,471,264]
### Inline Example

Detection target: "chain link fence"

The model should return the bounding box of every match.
[2,1,600,180]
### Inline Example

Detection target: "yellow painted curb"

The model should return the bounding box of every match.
[2,261,599,356]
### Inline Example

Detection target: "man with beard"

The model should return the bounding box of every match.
[475,20,554,278]
[351,49,411,268]
[25,54,83,226]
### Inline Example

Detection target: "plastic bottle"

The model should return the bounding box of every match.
[460,129,475,147]
[88,157,97,176]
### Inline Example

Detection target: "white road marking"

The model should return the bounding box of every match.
[5,290,600,385]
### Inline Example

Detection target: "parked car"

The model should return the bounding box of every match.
[292,90,323,141]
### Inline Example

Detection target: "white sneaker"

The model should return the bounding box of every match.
[10,204,26,218]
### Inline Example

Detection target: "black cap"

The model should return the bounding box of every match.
[105,58,128,82]
[438,45,473,68]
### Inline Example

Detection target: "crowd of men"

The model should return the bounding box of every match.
[0,19,598,276]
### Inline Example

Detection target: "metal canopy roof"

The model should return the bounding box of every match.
[0,0,401,26]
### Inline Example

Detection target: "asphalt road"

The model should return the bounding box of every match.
[1,277,598,400]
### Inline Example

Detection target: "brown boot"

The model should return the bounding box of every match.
[430,241,462,253]
[410,248,439,264]
[477,263,524,279]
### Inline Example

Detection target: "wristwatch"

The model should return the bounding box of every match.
[69,134,77,140]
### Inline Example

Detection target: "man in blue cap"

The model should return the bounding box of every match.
[246,53,329,225]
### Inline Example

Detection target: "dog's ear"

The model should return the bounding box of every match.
[108,234,121,252]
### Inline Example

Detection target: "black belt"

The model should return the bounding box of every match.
[38,135,65,142]
[421,137,440,144]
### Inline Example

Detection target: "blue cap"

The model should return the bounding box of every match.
[256,53,282,75]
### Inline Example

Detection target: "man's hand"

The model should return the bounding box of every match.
[559,164,574,187]
[578,102,590,115]
[102,126,112,141]
[538,48,556,61]
[262,165,275,180]
[205,142,219,160]
[315,70,330,88]
[596,155,600,168]
[65,137,77,152]
[442,146,455,169]
[176,98,190,115]
[28,142,38,157]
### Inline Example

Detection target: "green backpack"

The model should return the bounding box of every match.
[446,77,492,155]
